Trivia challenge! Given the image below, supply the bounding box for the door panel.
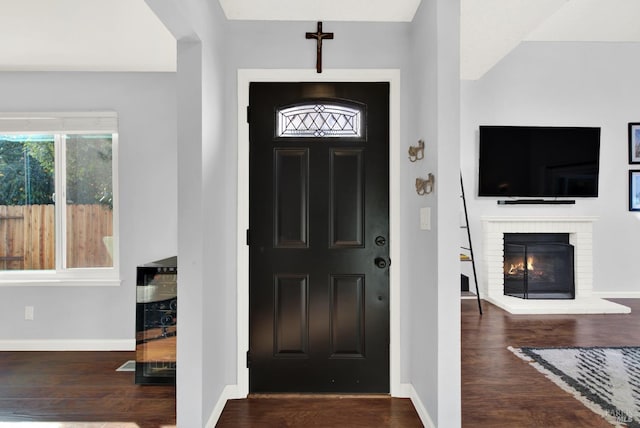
[274,149,309,248]
[274,274,309,356]
[330,149,364,248]
[330,274,365,357]
[249,82,389,393]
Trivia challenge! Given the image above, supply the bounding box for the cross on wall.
[306,21,333,73]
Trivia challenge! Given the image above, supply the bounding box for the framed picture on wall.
[628,123,640,164]
[630,170,640,211]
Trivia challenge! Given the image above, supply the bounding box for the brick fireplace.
[481,217,630,314]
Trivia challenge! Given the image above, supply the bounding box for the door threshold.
[248,393,391,399]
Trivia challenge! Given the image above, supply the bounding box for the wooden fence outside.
[0,204,113,270]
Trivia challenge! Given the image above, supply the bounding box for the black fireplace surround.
[503,233,575,299]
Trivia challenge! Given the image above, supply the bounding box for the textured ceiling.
[0,0,638,79]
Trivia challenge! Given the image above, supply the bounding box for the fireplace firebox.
[503,233,575,299]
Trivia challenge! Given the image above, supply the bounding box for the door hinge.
[246,106,251,124]
[246,350,251,368]
[246,229,250,246]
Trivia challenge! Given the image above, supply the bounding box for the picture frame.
[628,123,640,164]
[630,170,640,211]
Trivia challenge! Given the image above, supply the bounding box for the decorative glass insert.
[278,103,362,138]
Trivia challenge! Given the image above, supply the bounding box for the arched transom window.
[277,103,362,138]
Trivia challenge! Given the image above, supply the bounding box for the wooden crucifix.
[306,21,333,73]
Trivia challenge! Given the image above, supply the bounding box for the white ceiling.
[0,0,175,71]
[1,0,639,79]
[461,0,640,79]
[218,0,422,22]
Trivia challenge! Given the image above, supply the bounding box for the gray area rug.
[509,346,640,428]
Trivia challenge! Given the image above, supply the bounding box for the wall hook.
[416,173,435,196]
[408,139,425,162]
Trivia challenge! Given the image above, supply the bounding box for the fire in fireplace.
[503,233,575,299]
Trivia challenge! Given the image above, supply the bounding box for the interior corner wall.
[405,2,440,424]
[163,1,232,426]
[175,38,206,427]
[406,0,461,426]
[461,42,640,298]
[0,72,177,344]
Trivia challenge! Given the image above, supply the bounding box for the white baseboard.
[406,383,436,428]
[394,382,413,398]
[592,291,640,299]
[206,385,240,428]
[0,339,135,351]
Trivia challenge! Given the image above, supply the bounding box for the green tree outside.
[0,135,54,205]
[0,134,112,208]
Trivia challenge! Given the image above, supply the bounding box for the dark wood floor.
[462,298,640,428]
[0,351,175,428]
[1,298,638,427]
[217,395,423,427]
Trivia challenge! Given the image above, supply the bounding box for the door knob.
[374,257,387,269]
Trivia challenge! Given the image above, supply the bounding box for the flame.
[505,256,536,275]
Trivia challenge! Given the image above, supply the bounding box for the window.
[0,113,118,285]
[277,103,362,138]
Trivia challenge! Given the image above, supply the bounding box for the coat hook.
[408,139,425,162]
[416,173,435,195]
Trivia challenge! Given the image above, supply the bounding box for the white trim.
[0,339,134,351]
[57,134,67,270]
[0,278,121,287]
[406,383,436,428]
[0,123,120,286]
[205,385,239,428]
[236,68,402,399]
[0,111,118,133]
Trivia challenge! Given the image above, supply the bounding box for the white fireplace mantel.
[480,216,630,314]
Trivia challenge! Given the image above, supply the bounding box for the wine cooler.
[135,256,177,385]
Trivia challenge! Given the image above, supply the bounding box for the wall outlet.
[25,306,34,321]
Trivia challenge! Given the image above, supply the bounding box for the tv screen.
[478,126,601,198]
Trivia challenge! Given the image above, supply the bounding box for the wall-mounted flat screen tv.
[478,126,601,198]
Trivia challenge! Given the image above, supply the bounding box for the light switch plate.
[420,207,431,230]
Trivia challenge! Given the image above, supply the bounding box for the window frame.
[275,100,366,140]
[0,112,120,287]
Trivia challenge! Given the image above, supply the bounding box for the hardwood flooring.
[462,298,640,428]
[0,351,175,428]
[217,395,423,427]
[1,298,638,427]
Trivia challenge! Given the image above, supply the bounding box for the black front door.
[249,82,390,393]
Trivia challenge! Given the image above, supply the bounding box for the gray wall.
[462,41,640,297]
[407,0,461,425]
[0,72,177,343]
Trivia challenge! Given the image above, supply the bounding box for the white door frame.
[236,69,402,397]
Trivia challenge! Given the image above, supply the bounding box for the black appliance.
[135,256,177,385]
[478,126,601,198]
